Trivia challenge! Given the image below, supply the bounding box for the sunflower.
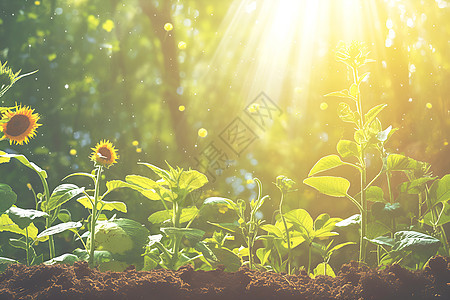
[90,140,119,168]
[0,105,41,145]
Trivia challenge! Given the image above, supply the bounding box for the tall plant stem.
[307,243,312,274]
[38,172,55,259]
[170,201,182,270]
[279,192,292,275]
[88,166,103,268]
[353,66,367,264]
[25,227,30,266]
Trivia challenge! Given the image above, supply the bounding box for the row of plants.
[0,42,449,277]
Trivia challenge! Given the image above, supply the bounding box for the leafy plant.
[303,41,450,266]
[120,162,211,270]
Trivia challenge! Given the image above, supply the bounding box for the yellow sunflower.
[0,105,41,145]
[90,140,119,168]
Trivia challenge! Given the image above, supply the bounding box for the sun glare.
[203,0,386,112]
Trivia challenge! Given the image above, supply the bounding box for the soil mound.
[0,256,448,300]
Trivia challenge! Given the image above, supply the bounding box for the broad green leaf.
[8,206,48,229]
[107,180,143,192]
[124,175,159,190]
[77,197,127,213]
[338,102,358,124]
[386,154,425,172]
[313,215,342,238]
[284,209,313,235]
[44,253,80,265]
[313,262,335,277]
[260,224,283,237]
[303,176,350,198]
[0,184,17,215]
[57,209,72,223]
[399,177,436,195]
[148,206,198,224]
[392,231,440,256]
[73,249,113,264]
[44,184,84,212]
[337,140,360,158]
[365,186,385,203]
[36,221,82,242]
[160,227,205,244]
[313,213,330,231]
[178,169,208,192]
[366,236,395,248]
[140,189,162,200]
[0,214,39,239]
[210,247,241,272]
[364,104,387,126]
[0,153,47,179]
[366,221,391,239]
[335,214,360,228]
[428,174,450,208]
[9,238,28,250]
[308,155,345,177]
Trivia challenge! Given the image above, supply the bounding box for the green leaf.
[376,125,397,142]
[107,180,143,192]
[148,207,198,224]
[399,177,436,195]
[44,253,80,265]
[62,172,96,182]
[354,129,365,144]
[139,162,170,179]
[324,89,354,100]
[45,184,84,212]
[308,155,345,176]
[337,140,360,158]
[0,214,39,239]
[372,202,402,219]
[207,221,238,233]
[313,262,335,277]
[386,154,424,172]
[327,242,356,257]
[124,175,159,190]
[36,221,82,242]
[428,174,450,208]
[77,197,127,213]
[423,201,450,227]
[160,227,205,244]
[366,236,395,248]
[9,238,28,250]
[284,209,313,236]
[303,176,350,198]
[357,72,370,85]
[364,104,387,125]
[209,247,241,272]
[260,224,283,237]
[392,231,440,256]
[0,184,17,215]
[0,153,47,179]
[8,206,48,229]
[73,248,113,264]
[335,214,360,228]
[57,209,72,223]
[365,186,385,203]
[338,102,358,124]
[178,169,208,192]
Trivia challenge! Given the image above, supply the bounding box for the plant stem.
[248,235,254,270]
[279,191,292,275]
[25,227,30,266]
[170,201,182,270]
[37,172,55,259]
[307,242,312,274]
[88,165,102,268]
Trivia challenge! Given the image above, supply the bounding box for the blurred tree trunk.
[139,0,193,159]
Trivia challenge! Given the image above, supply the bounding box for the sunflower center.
[98,147,112,161]
[6,114,30,137]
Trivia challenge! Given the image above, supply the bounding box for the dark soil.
[0,256,449,300]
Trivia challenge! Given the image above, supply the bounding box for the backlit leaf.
[303,176,350,198]
[0,184,16,215]
[308,155,345,177]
